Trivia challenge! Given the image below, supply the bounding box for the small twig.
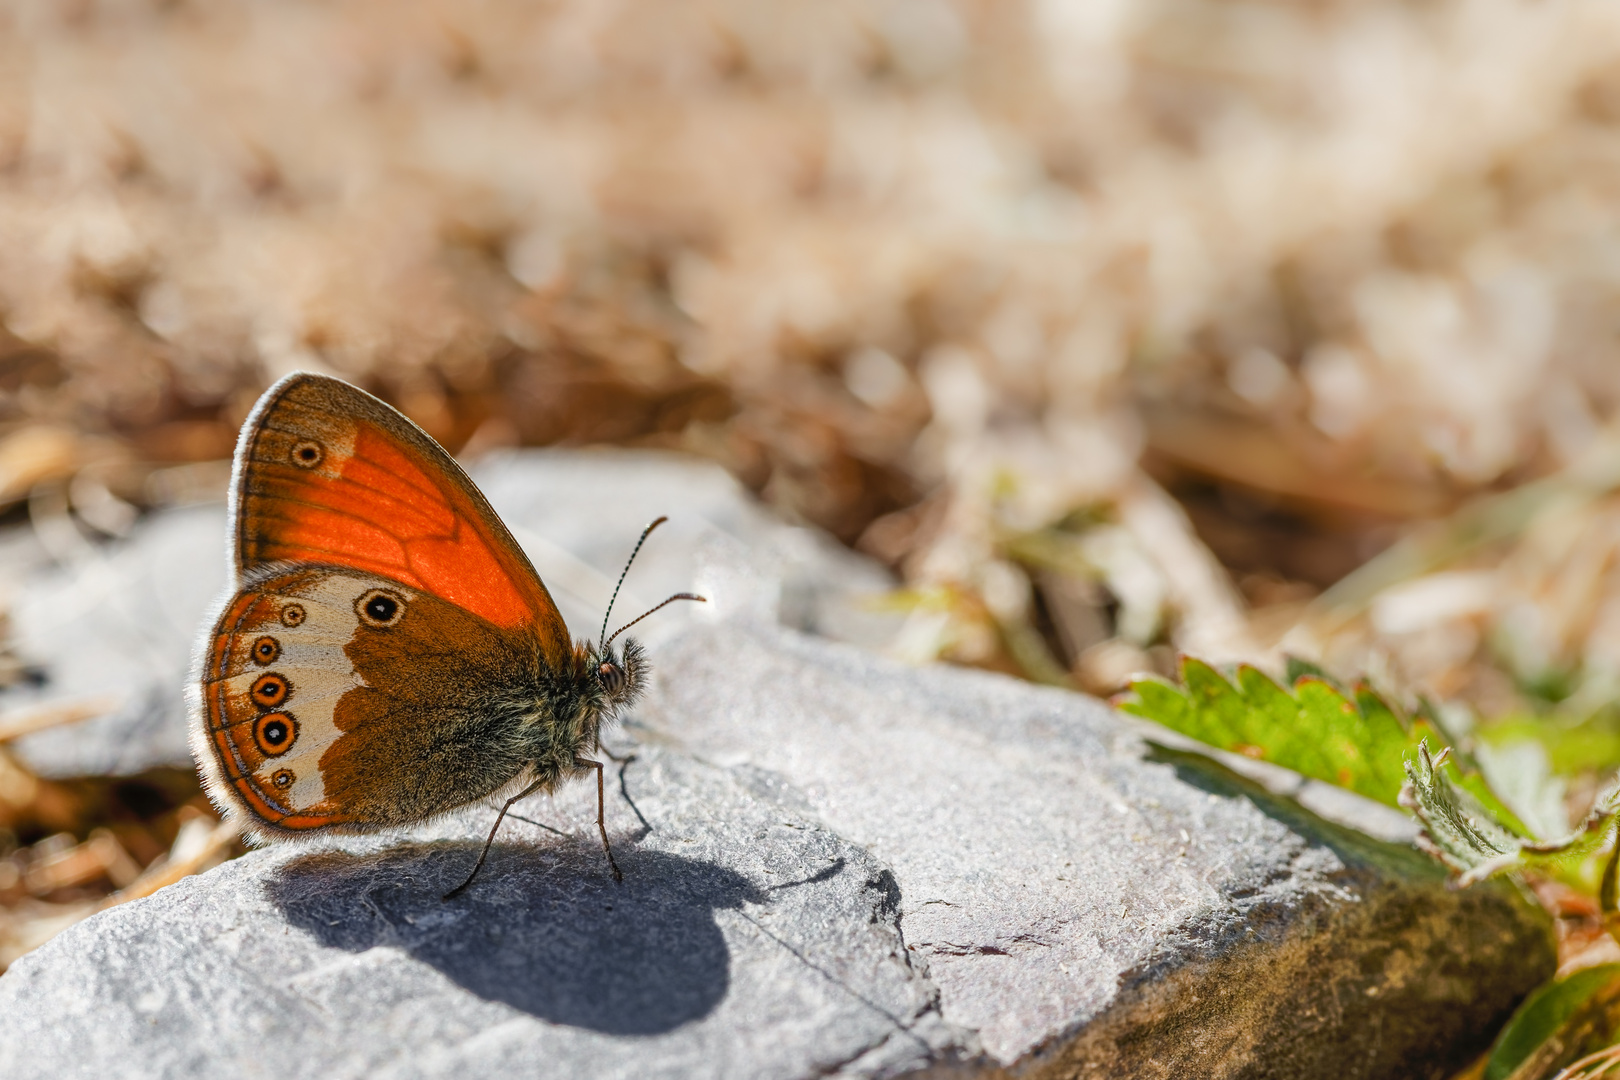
[1557,1044,1620,1080]
[0,694,120,743]
[101,819,239,908]
[22,829,142,894]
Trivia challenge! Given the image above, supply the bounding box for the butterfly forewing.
[233,373,570,664]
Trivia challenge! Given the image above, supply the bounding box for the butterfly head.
[593,637,645,711]
[589,515,705,721]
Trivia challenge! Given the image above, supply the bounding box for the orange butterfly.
[189,373,700,896]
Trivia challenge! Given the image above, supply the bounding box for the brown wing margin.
[229,372,572,664]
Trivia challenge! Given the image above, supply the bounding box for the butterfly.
[189,372,701,897]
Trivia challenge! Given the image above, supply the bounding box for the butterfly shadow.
[266,839,781,1036]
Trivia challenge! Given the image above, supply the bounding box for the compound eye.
[598,661,625,693]
[356,589,405,628]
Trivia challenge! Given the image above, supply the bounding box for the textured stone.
[633,612,1552,1077]
[0,452,1556,1078]
[0,746,961,1079]
[5,503,224,775]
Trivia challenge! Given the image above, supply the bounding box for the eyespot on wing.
[291,440,324,468]
[250,673,290,708]
[355,588,405,628]
[254,712,297,756]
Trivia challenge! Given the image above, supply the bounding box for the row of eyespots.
[244,583,395,774]
[253,631,295,786]
[251,611,297,757]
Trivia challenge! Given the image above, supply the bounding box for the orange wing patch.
[234,373,569,663]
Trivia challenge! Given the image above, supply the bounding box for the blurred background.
[3,0,1620,962]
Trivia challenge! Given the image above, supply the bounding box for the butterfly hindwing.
[199,565,547,835]
[232,372,571,665]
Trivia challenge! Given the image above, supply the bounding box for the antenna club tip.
[603,591,708,647]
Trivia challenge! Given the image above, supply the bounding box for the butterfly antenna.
[605,593,706,648]
[600,516,669,647]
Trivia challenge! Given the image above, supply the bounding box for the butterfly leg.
[443,775,549,901]
[578,756,624,882]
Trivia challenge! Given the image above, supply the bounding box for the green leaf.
[1399,741,1523,879]
[1485,964,1620,1080]
[1283,655,1333,687]
[1484,715,1620,777]
[1119,654,1620,889]
[1118,658,1432,808]
[1403,740,1619,886]
[1354,684,1414,798]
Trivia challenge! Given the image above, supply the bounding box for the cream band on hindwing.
[204,569,415,825]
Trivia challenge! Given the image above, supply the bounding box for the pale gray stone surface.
[0,452,1556,1078]
[630,609,1551,1077]
[5,503,224,774]
[0,746,963,1080]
